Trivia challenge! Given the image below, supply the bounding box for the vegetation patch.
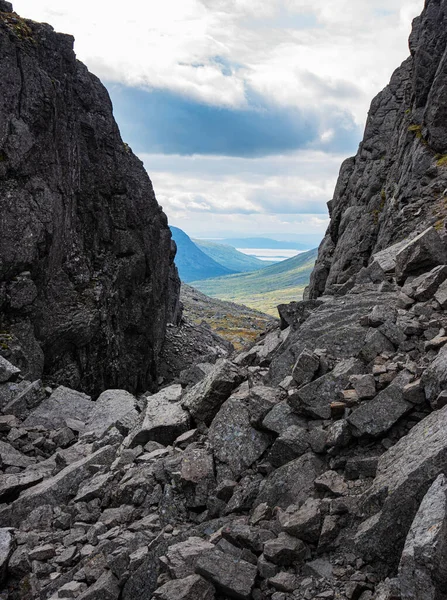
[0,12,33,39]
[436,154,447,167]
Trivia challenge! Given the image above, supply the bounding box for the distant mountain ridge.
[194,239,275,271]
[192,247,317,315]
[170,227,236,282]
[215,237,311,250]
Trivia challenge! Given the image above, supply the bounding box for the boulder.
[290,358,364,419]
[85,389,139,437]
[348,371,413,437]
[76,571,120,600]
[153,575,215,600]
[422,344,447,405]
[163,537,215,579]
[255,453,324,509]
[3,380,46,419]
[355,404,447,566]
[262,400,306,435]
[263,532,309,566]
[402,264,447,301]
[0,471,44,503]
[0,528,14,584]
[182,359,244,424]
[395,228,447,283]
[5,445,115,526]
[209,396,271,479]
[292,349,320,387]
[196,547,257,600]
[435,279,447,309]
[127,384,189,447]
[398,474,447,600]
[267,426,310,468]
[0,357,20,383]
[23,385,93,429]
[0,440,34,469]
[278,498,322,543]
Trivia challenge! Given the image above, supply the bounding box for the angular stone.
[0,528,14,584]
[372,238,413,273]
[269,572,297,592]
[435,279,447,309]
[23,385,93,429]
[347,371,413,437]
[74,472,113,503]
[398,474,447,600]
[153,575,215,600]
[3,380,46,419]
[5,445,115,527]
[267,426,310,468]
[85,389,139,437]
[196,547,257,600]
[76,570,120,600]
[209,396,271,479]
[403,265,447,302]
[292,349,319,387]
[318,515,340,552]
[359,329,395,363]
[127,385,189,447]
[278,498,322,543]
[222,520,275,554]
[0,440,34,468]
[182,359,244,424]
[263,532,309,566]
[423,344,447,404]
[345,456,379,480]
[395,228,447,283]
[349,374,376,399]
[314,470,348,497]
[0,356,20,383]
[255,453,324,509]
[326,419,351,449]
[290,358,364,419]
[0,470,44,503]
[356,404,447,565]
[164,537,214,579]
[29,543,56,560]
[262,401,306,435]
[57,581,88,598]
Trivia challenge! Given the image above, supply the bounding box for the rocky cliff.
[309,0,447,298]
[0,1,180,396]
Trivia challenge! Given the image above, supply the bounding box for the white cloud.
[139,151,341,236]
[14,0,422,123]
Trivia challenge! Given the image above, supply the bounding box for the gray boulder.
[0,357,20,383]
[127,384,189,447]
[76,571,120,600]
[182,359,244,424]
[3,379,46,419]
[422,344,447,405]
[196,547,257,600]
[290,358,364,419]
[163,537,215,579]
[153,575,215,600]
[255,453,324,509]
[263,532,309,566]
[398,474,447,600]
[0,440,34,469]
[348,370,413,437]
[262,400,306,435]
[23,385,93,429]
[209,396,271,478]
[402,264,447,301]
[395,228,447,283]
[292,349,320,387]
[355,404,447,566]
[278,498,322,543]
[435,279,447,309]
[85,389,139,438]
[267,425,310,468]
[0,528,14,584]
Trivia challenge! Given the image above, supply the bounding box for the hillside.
[192,248,317,315]
[181,284,276,350]
[194,239,275,271]
[170,226,236,282]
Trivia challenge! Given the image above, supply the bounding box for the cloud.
[15,0,422,125]
[139,151,342,225]
[107,84,361,157]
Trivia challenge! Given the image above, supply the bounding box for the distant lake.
[236,248,308,262]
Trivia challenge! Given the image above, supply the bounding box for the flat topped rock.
[23,386,93,429]
[84,389,139,438]
[0,356,20,383]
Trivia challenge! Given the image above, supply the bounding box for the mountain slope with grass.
[170,226,236,282]
[194,239,275,271]
[220,237,311,250]
[191,248,317,315]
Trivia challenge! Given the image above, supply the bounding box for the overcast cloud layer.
[14,0,423,240]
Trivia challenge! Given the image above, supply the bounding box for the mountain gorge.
[3,2,447,600]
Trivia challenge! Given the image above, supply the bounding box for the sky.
[14,0,423,244]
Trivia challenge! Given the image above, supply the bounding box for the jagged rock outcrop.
[309,0,447,299]
[0,2,180,395]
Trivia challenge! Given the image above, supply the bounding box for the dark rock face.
[0,5,180,395]
[309,0,447,299]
